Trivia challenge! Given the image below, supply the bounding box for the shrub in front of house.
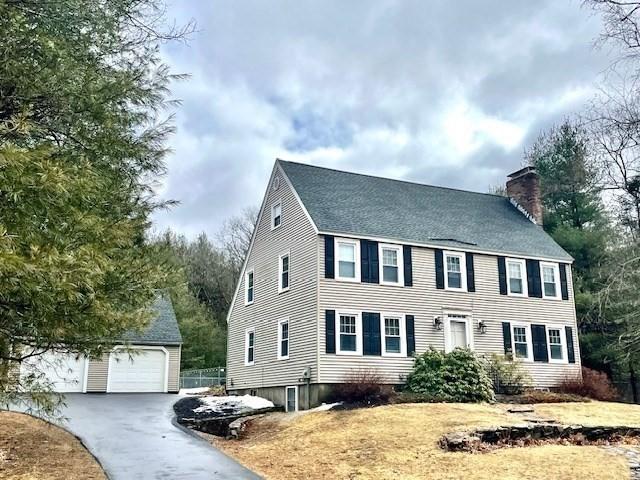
[405,348,494,403]
[331,368,395,405]
[484,353,531,395]
[558,367,619,401]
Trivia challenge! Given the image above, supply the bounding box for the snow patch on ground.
[311,402,341,412]
[193,395,274,414]
[179,387,211,395]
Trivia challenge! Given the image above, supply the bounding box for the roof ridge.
[276,158,506,199]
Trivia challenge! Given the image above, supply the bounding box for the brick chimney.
[506,166,543,225]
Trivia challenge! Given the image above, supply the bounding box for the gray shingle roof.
[122,294,183,345]
[278,160,572,262]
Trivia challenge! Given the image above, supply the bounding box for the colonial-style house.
[226,160,580,411]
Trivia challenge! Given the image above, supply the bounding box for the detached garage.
[22,294,182,394]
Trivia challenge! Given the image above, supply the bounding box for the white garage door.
[108,348,167,393]
[21,350,86,393]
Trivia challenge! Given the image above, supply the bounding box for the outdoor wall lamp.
[477,319,487,334]
[433,316,443,330]
[229,378,234,387]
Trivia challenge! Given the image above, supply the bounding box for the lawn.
[0,411,105,480]
[209,402,634,480]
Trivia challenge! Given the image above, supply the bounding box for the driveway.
[59,394,260,480]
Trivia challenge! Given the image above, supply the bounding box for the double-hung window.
[381,314,405,356]
[278,252,290,293]
[245,328,255,366]
[336,311,361,355]
[271,201,282,230]
[547,326,566,363]
[335,238,360,281]
[511,324,532,361]
[444,251,466,291]
[506,258,527,296]
[277,318,289,360]
[379,244,404,286]
[540,262,560,299]
[245,269,254,305]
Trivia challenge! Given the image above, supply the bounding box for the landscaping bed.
[0,411,105,480]
[174,394,278,437]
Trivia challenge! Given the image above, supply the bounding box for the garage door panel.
[21,351,86,393]
[108,349,166,393]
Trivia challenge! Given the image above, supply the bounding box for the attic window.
[271,201,282,230]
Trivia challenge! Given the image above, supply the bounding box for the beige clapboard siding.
[86,345,181,392]
[226,164,318,390]
[318,236,581,387]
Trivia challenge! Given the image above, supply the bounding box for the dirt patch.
[0,411,105,480]
[207,402,630,480]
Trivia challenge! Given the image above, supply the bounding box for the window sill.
[245,301,254,306]
[381,352,407,357]
[336,350,362,356]
[507,292,527,298]
[334,276,361,283]
[278,287,290,294]
[380,281,404,287]
[444,287,467,292]
[277,356,289,361]
[244,362,255,366]
[541,295,562,301]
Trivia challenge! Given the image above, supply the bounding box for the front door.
[450,320,468,349]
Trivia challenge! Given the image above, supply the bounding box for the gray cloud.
[153,0,611,238]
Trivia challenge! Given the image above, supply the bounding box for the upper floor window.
[511,324,532,361]
[278,252,290,293]
[245,269,254,305]
[444,251,466,291]
[337,311,361,355]
[506,258,527,296]
[271,200,282,230]
[379,244,404,286]
[335,238,360,282]
[245,327,255,366]
[540,262,560,299]
[277,318,289,360]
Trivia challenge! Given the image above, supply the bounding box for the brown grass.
[0,411,105,480]
[210,403,629,480]
[536,401,640,427]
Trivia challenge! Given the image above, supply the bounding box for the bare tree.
[217,206,259,279]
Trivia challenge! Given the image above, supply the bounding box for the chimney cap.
[507,166,537,180]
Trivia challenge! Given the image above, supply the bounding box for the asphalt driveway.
[59,394,260,480]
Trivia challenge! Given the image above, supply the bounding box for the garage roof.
[122,294,183,345]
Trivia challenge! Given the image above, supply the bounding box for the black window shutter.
[526,259,542,298]
[435,249,445,289]
[560,264,569,300]
[403,245,413,287]
[531,324,548,362]
[466,252,475,292]
[566,326,576,363]
[497,256,508,295]
[325,310,335,354]
[361,240,379,284]
[363,312,381,356]
[324,236,334,279]
[502,322,512,355]
[406,315,416,356]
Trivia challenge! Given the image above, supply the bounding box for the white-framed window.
[245,327,255,366]
[379,243,404,286]
[511,323,533,361]
[245,269,254,305]
[277,318,289,360]
[444,251,467,291]
[381,313,406,356]
[278,252,290,293]
[271,200,282,230]
[547,325,567,363]
[336,311,362,355]
[285,385,298,412]
[444,313,473,352]
[506,258,527,296]
[335,238,360,282]
[540,262,560,299]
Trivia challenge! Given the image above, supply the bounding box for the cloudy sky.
[153,0,612,238]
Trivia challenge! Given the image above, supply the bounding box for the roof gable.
[123,293,183,345]
[278,160,572,261]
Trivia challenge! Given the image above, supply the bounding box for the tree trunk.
[630,363,638,404]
